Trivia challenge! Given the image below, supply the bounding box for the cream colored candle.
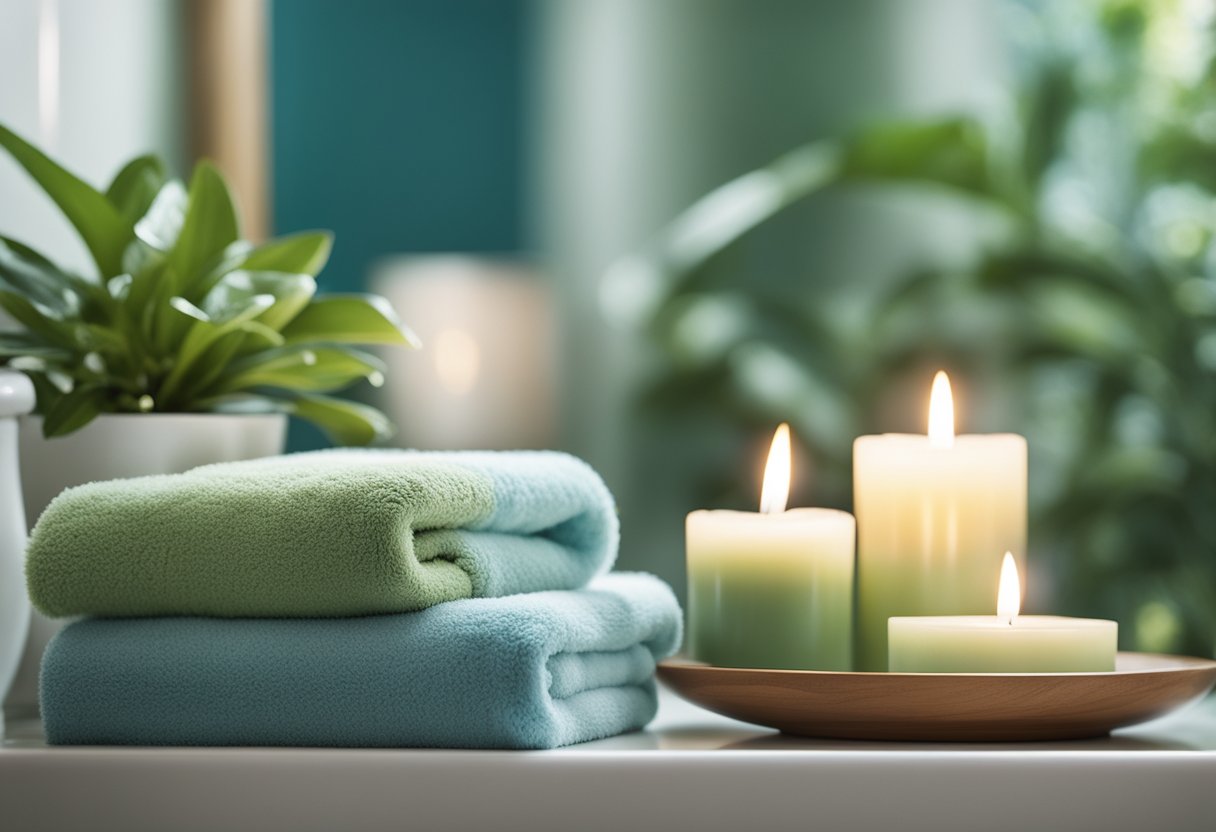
[889,553,1117,672]
[687,425,855,671]
[854,372,1027,670]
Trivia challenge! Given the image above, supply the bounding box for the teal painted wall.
[270,0,531,448]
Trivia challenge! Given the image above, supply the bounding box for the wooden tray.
[658,652,1216,742]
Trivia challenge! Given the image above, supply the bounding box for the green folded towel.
[27,450,617,618]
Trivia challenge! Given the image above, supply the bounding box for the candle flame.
[759,423,792,514]
[997,551,1020,624]
[928,370,955,449]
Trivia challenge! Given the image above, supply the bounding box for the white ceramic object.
[0,371,35,738]
[17,412,288,528]
[6,411,287,715]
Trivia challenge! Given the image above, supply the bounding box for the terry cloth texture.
[40,573,681,749]
[26,450,618,618]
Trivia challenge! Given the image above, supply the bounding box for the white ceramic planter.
[17,412,288,528]
[5,411,287,716]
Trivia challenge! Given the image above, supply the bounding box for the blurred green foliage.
[621,0,1216,656]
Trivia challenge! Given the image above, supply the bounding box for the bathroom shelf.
[2,687,1213,832]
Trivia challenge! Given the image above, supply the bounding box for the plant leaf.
[0,290,76,346]
[156,295,274,406]
[652,142,843,278]
[218,345,385,394]
[74,321,132,355]
[838,118,995,196]
[185,240,254,303]
[119,258,170,354]
[41,384,107,437]
[106,155,168,225]
[240,232,333,276]
[0,238,77,313]
[0,332,70,360]
[204,270,317,333]
[173,329,251,404]
[170,161,239,293]
[283,393,393,445]
[0,236,114,323]
[133,180,188,251]
[0,122,130,277]
[280,294,420,347]
[169,296,211,322]
[1020,61,1077,188]
[237,320,287,348]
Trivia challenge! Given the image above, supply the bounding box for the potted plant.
[0,123,419,521]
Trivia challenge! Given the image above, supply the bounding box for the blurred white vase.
[373,255,556,450]
[5,411,287,716]
[0,371,35,738]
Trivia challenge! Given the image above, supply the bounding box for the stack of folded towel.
[26,451,681,749]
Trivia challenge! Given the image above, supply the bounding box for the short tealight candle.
[888,553,1118,673]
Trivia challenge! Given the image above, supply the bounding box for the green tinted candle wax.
[686,508,855,671]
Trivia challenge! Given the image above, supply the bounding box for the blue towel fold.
[40,573,682,749]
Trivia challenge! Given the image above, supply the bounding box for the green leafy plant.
[617,1,1216,656]
[0,124,419,444]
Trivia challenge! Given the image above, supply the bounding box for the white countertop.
[2,688,1214,832]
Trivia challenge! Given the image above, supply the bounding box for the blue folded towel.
[41,573,681,749]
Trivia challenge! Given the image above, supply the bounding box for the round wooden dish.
[658,652,1216,741]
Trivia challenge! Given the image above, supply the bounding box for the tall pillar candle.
[687,425,855,671]
[853,372,1027,671]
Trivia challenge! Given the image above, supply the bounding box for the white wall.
[0,0,185,275]
[0,0,186,713]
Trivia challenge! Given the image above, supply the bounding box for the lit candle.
[686,424,855,670]
[889,553,1117,672]
[853,372,1028,670]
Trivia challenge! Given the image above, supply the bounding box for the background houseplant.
[616,0,1216,657]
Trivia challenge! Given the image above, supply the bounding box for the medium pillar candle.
[686,425,855,671]
[854,373,1027,670]
[687,507,855,670]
